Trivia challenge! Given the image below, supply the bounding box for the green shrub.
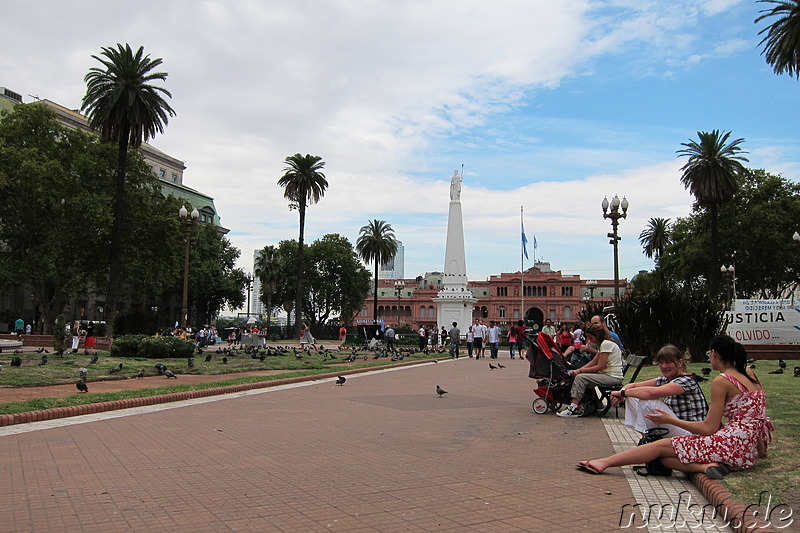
[110,334,194,358]
[110,334,148,358]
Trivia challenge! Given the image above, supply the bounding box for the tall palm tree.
[756,0,800,78]
[81,43,175,336]
[639,217,673,263]
[677,130,748,296]
[254,245,280,327]
[277,153,328,334]
[356,220,398,324]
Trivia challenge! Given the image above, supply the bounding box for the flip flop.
[705,463,731,480]
[576,461,602,475]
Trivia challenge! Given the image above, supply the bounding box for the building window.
[361,308,367,316]
[514,309,520,319]
[499,306,506,318]
[158,169,166,178]
[562,286,574,297]
[497,286,508,297]
[171,173,178,182]
[420,306,427,318]
[429,306,435,317]
[564,306,572,319]
[549,309,556,319]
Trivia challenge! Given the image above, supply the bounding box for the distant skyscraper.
[378,241,404,280]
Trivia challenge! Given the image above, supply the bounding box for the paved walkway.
[0,357,736,532]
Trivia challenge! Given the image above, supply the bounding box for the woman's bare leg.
[582,439,676,472]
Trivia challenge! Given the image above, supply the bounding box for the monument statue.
[449,169,461,201]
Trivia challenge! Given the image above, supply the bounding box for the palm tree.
[756,0,800,78]
[254,245,280,327]
[356,220,398,324]
[677,130,748,296]
[639,218,673,263]
[81,44,175,336]
[277,154,328,334]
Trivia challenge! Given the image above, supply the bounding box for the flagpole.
[520,206,525,323]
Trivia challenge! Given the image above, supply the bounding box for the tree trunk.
[294,201,306,337]
[709,203,720,299]
[373,262,379,324]
[106,133,130,337]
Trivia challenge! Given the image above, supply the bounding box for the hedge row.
[109,335,195,358]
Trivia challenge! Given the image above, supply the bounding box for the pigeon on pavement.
[76,380,89,393]
[436,385,447,397]
[336,376,346,385]
[165,369,177,379]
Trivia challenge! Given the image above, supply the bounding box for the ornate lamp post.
[245,274,253,320]
[179,205,199,329]
[602,195,629,301]
[721,264,736,310]
[394,280,405,326]
[585,279,597,301]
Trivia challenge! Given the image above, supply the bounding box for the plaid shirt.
[656,375,708,422]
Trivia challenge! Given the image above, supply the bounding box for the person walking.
[487,321,501,359]
[448,322,460,359]
[85,321,96,351]
[466,326,474,357]
[508,326,517,359]
[385,325,396,354]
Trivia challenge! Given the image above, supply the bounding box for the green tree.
[0,105,112,333]
[277,154,328,333]
[186,223,247,326]
[307,234,371,325]
[356,220,398,323]
[639,218,672,263]
[756,0,800,78]
[677,130,748,297]
[254,245,280,325]
[81,43,175,336]
[659,169,800,299]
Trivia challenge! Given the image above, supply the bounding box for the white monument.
[432,169,477,334]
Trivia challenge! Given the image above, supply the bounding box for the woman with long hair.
[578,335,773,479]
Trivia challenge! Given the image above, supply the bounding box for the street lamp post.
[179,205,199,329]
[245,274,253,320]
[585,279,597,302]
[394,280,405,326]
[602,195,629,301]
[720,265,736,310]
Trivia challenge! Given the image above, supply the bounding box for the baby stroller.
[526,332,572,414]
[526,332,607,416]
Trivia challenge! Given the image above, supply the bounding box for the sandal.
[705,463,731,480]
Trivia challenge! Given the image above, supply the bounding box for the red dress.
[671,373,774,470]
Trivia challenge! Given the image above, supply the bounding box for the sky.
[3,0,799,285]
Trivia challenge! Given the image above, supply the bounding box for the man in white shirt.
[473,319,485,358]
[487,321,502,359]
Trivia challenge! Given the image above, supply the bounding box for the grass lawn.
[637,359,799,512]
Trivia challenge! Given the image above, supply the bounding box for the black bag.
[633,428,673,477]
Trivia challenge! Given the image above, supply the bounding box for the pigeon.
[78,368,88,380]
[38,355,48,366]
[794,366,800,377]
[89,354,99,364]
[700,367,711,376]
[10,357,22,367]
[154,363,167,375]
[109,363,123,374]
[691,372,708,383]
[204,354,213,363]
[222,357,228,364]
[497,363,506,369]
[136,369,145,379]
[75,379,89,393]
[489,363,497,370]
[436,385,447,397]
[336,376,346,385]
[768,368,783,374]
[188,358,195,368]
[165,369,177,379]
[778,359,786,370]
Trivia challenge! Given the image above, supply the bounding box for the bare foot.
[577,460,605,474]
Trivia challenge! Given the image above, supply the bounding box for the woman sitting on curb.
[556,323,624,417]
[612,344,708,438]
[578,335,773,479]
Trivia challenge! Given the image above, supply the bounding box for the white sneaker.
[557,405,580,418]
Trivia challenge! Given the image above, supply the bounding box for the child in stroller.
[526,331,610,416]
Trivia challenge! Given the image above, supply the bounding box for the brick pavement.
[0,357,740,532]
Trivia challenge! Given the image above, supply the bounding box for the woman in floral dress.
[577,335,773,479]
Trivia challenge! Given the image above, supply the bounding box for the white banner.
[724,307,800,344]
[733,299,793,312]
